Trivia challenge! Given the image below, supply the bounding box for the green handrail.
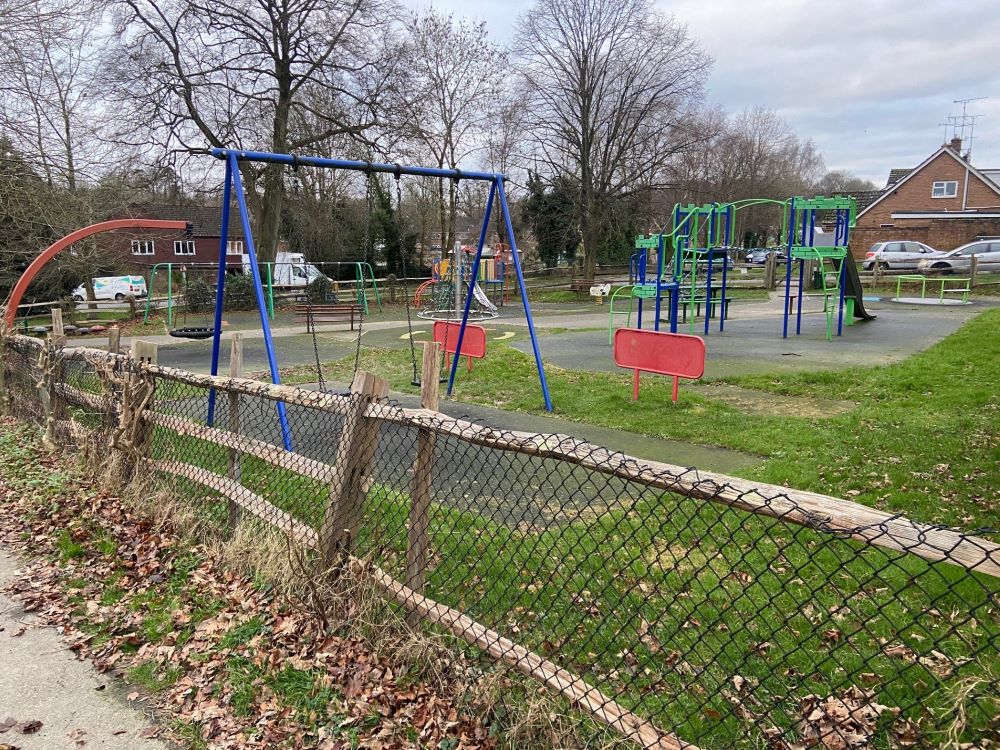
[143,262,174,327]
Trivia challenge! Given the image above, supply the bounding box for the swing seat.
[169,327,216,339]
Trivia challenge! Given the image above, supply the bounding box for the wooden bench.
[569,278,591,298]
[679,293,732,322]
[292,304,362,332]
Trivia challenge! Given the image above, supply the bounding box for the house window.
[131,240,155,256]
[174,240,196,256]
[226,240,244,255]
[931,181,958,198]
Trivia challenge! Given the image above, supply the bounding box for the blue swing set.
[201,148,553,451]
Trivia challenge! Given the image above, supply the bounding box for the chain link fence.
[1,332,998,750]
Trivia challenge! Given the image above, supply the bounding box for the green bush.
[305,276,336,304]
[185,278,215,314]
[224,273,257,312]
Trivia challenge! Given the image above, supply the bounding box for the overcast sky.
[402,0,1000,185]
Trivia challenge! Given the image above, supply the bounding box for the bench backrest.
[292,304,360,312]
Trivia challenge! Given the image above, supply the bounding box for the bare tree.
[400,10,507,253]
[107,0,398,261]
[0,0,106,191]
[813,169,877,195]
[516,0,709,277]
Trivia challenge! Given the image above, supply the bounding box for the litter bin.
[812,268,823,290]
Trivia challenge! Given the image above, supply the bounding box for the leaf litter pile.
[0,420,497,749]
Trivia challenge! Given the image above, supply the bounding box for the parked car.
[72,275,148,302]
[747,248,786,264]
[917,240,1000,274]
[862,241,944,271]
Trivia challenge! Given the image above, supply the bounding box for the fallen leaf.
[15,721,41,735]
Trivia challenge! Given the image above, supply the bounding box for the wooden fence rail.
[20,337,1000,581]
[5,334,1000,750]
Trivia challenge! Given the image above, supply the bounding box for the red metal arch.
[3,219,189,328]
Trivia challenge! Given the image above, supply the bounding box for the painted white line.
[493,331,515,341]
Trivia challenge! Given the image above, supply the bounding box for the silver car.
[863,241,943,271]
[917,240,1000,274]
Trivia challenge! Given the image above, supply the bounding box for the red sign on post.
[613,328,705,401]
[434,321,487,372]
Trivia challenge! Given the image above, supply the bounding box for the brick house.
[104,204,247,272]
[848,138,1000,258]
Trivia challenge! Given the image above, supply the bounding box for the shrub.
[305,276,336,304]
[224,273,257,312]
[185,278,215,314]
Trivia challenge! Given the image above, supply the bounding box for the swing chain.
[395,169,420,386]
[307,305,326,392]
[353,170,372,376]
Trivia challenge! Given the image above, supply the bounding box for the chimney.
[948,136,963,154]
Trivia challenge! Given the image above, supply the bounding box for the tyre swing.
[169,267,216,339]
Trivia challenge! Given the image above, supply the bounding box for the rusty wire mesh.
[2,335,998,750]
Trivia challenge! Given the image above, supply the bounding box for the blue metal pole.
[837,209,847,337]
[210,147,499,183]
[782,199,795,338]
[705,206,715,336]
[227,153,293,450]
[447,182,495,397]
[497,178,553,412]
[669,279,679,333]
[207,161,232,428]
[653,234,664,332]
[636,245,646,330]
[719,252,729,333]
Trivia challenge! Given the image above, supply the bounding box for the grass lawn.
[132,309,1000,748]
[286,308,999,530]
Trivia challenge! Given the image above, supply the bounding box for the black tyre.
[878,261,890,271]
[931,262,952,275]
[114,292,125,301]
[71,294,84,302]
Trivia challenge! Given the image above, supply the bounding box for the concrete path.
[0,551,168,750]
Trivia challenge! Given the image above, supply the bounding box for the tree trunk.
[580,206,598,280]
[438,177,448,257]
[255,162,285,263]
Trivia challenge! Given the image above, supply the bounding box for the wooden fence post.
[320,370,389,566]
[50,308,66,348]
[37,341,57,447]
[764,252,777,291]
[406,343,441,615]
[108,326,121,355]
[970,255,979,288]
[227,334,243,529]
[124,340,158,462]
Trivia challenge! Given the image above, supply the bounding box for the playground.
[2,149,999,750]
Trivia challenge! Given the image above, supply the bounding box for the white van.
[245,251,325,288]
[72,275,148,302]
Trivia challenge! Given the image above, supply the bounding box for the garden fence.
[1,331,998,750]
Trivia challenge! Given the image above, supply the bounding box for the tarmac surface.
[0,550,168,750]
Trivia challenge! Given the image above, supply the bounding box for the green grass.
[55,529,86,560]
[128,661,182,693]
[297,309,1000,530]
[20,306,997,748]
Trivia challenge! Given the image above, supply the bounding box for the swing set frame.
[203,147,553,450]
